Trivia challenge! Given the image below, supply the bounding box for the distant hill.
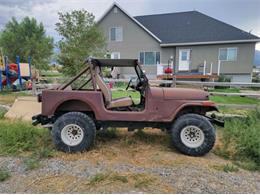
[254,50,260,68]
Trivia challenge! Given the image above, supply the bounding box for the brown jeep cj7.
[33,58,224,156]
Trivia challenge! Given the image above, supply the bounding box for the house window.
[219,48,237,61]
[139,51,160,65]
[110,27,123,42]
[181,51,188,61]
[113,7,118,13]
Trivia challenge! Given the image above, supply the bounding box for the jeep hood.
[162,87,209,100]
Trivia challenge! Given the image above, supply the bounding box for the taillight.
[37,94,42,102]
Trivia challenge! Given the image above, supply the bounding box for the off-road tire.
[52,112,96,153]
[171,114,215,156]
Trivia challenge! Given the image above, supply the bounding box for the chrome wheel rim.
[61,124,84,146]
[180,125,205,148]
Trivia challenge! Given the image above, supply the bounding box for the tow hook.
[32,114,41,126]
[32,114,50,126]
[207,114,225,127]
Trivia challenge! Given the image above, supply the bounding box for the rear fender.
[50,98,97,117]
[55,99,92,112]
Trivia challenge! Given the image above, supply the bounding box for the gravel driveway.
[0,129,259,193]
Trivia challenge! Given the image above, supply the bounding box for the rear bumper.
[32,114,50,126]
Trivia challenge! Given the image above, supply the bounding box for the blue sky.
[0,0,260,49]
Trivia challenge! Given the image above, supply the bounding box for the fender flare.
[52,98,98,116]
[171,101,218,120]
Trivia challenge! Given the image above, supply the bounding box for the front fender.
[172,101,219,120]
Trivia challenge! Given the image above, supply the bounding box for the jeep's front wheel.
[171,114,215,156]
[52,112,96,153]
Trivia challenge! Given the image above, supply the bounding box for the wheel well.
[175,105,217,119]
[55,100,95,118]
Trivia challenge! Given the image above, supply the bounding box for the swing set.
[0,49,32,91]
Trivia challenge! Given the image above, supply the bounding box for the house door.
[111,52,121,78]
[111,52,120,59]
[178,49,190,71]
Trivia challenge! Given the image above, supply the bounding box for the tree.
[56,10,106,76]
[0,17,54,70]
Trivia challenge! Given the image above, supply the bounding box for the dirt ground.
[0,128,260,193]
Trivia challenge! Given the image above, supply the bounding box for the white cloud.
[256,43,260,50]
[0,0,259,43]
[0,0,114,40]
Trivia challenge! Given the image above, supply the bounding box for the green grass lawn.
[217,106,251,115]
[0,91,32,105]
[0,91,30,96]
[112,89,260,105]
[208,87,240,93]
[41,70,62,77]
[112,90,141,104]
[210,95,260,105]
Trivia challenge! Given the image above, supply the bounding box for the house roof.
[134,11,260,46]
[98,3,260,46]
[97,2,161,42]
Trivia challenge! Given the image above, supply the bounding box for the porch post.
[203,60,206,75]
[210,62,213,75]
[217,60,221,76]
[171,56,176,87]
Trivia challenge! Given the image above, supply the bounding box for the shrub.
[111,174,128,183]
[133,173,154,188]
[34,147,55,159]
[102,67,112,78]
[89,173,110,184]
[114,81,127,89]
[222,163,239,172]
[213,163,239,173]
[215,108,260,170]
[23,158,40,171]
[89,172,128,185]
[218,74,231,82]
[0,168,10,182]
[0,109,6,119]
[216,74,231,89]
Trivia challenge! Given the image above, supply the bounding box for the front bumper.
[206,115,225,127]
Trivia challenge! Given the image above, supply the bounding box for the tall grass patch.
[0,119,54,156]
[215,108,260,170]
[0,168,10,182]
[0,109,6,119]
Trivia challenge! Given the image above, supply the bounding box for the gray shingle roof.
[134,11,259,44]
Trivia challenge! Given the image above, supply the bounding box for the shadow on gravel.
[96,128,173,151]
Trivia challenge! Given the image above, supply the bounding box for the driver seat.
[95,67,133,109]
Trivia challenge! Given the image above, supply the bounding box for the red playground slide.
[1,63,19,86]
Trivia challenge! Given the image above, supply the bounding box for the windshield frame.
[134,64,149,88]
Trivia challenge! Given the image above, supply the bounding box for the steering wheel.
[126,78,133,90]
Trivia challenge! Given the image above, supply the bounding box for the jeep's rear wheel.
[52,112,96,153]
[171,114,215,156]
